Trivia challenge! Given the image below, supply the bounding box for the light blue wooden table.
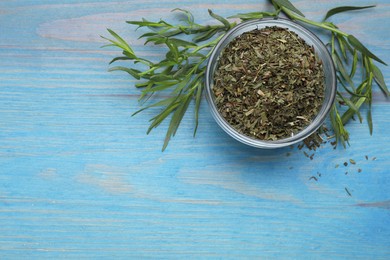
[1,0,389,258]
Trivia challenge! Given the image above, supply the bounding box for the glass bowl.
[205,18,337,149]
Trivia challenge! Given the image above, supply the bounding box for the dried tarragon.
[213,27,325,140]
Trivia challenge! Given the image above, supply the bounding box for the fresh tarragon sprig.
[102,0,388,151]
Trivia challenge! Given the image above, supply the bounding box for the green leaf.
[330,105,349,147]
[105,29,134,55]
[347,35,387,65]
[228,11,278,20]
[162,94,192,151]
[171,77,192,95]
[171,8,194,25]
[168,38,197,47]
[143,81,179,93]
[171,95,191,137]
[349,49,358,78]
[355,79,368,94]
[132,96,178,116]
[366,71,374,105]
[333,52,353,86]
[329,107,339,141]
[336,35,348,60]
[338,34,354,54]
[135,81,149,88]
[108,56,132,64]
[139,32,158,39]
[145,35,166,45]
[208,9,231,29]
[192,28,218,42]
[341,96,366,125]
[324,5,375,21]
[337,92,363,123]
[337,76,365,98]
[228,12,264,21]
[108,66,141,80]
[165,40,180,61]
[150,74,174,82]
[155,60,177,68]
[273,0,305,17]
[162,65,174,76]
[160,29,183,38]
[371,63,389,96]
[127,19,170,28]
[228,12,262,20]
[187,52,207,59]
[193,81,203,136]
[123,51,138,59]
[173,63,196,79]
[147,100,181,134]
[367,108,373,135]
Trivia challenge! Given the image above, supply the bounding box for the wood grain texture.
[0,0,389,258]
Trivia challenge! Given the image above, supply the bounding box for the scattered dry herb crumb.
[349,159,356,165]
[321,125,331,137]
[309,176,318,181]
[344,162,348,167]
[372,157,377,161]
[365,155,368,160]
[303,132,324,151]
[310,154,314,160]
[317,172,321,177]
[358,168,362,173]
[303,151,309,158]
[345,187,352,196]
[335,164,339,168]
[286,152,291,157]
[289,166,294,170]
[345,171,348,175]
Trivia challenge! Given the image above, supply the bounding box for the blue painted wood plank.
[0,0,389,258]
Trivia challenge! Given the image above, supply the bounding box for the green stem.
[280,6,349,37]
[186,24,229,34]
[191,34,225,53]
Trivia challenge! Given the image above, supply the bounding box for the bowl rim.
[205,17,337,149]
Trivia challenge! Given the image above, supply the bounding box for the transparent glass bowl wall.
[205,18,337,149]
